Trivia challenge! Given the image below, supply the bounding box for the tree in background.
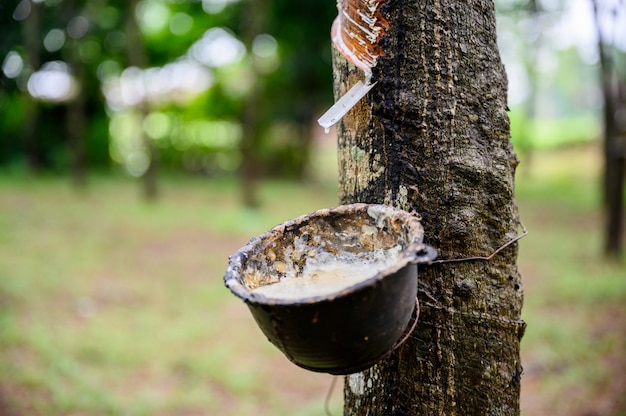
[495,0,545,175]
[19,0,43,173]
[124,0,158,199]
[0,0,336,196]
[592,0,625,258]
[2,0,118,176]
[332,0,524,413]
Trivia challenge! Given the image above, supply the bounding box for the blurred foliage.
[495,0,605,155]
[0,0,615,180]
[0,0,336,178]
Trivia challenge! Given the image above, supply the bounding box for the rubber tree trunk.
[592,0,625,258]
[66,40,88,191]
[334,1,525,414]
[239,0,267,209]
[516,0,540,177]
[126,0,158,200]
[21,0,42,172]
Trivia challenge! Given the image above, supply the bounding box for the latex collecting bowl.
[224,203,436,375]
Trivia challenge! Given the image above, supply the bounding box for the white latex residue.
[251,246,402,301]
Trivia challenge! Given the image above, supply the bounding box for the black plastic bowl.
[223,203,436,375]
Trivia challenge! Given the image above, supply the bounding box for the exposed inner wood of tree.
[332,0,389,73]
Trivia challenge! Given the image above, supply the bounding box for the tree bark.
[239,0,267,209]
[592,0,625,258]
[125,0,158,200]
[66,75,87,190]
[21,0,42,172]
[334,1,525,414]
[516,0,540,177]
[66,36,87,190]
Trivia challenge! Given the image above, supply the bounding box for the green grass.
[0,175,342,415]
[0,145,625,415]
[515,147,626,415]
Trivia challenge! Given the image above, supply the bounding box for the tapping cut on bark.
[332,0,389,75]
[318,0,389,131]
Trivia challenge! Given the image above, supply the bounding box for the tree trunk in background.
[592,0,624,258]
[517,0,540,177]
[21,0,42,172]
[334,1,525,414]
[239,0,267,208]
[66,77,87,190]
[66,37,87,190]
[63,0,103,191]
[126,0,158,200]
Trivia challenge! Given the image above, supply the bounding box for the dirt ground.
[519,308,626,416]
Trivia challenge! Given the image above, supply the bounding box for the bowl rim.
[223,203,437,306]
